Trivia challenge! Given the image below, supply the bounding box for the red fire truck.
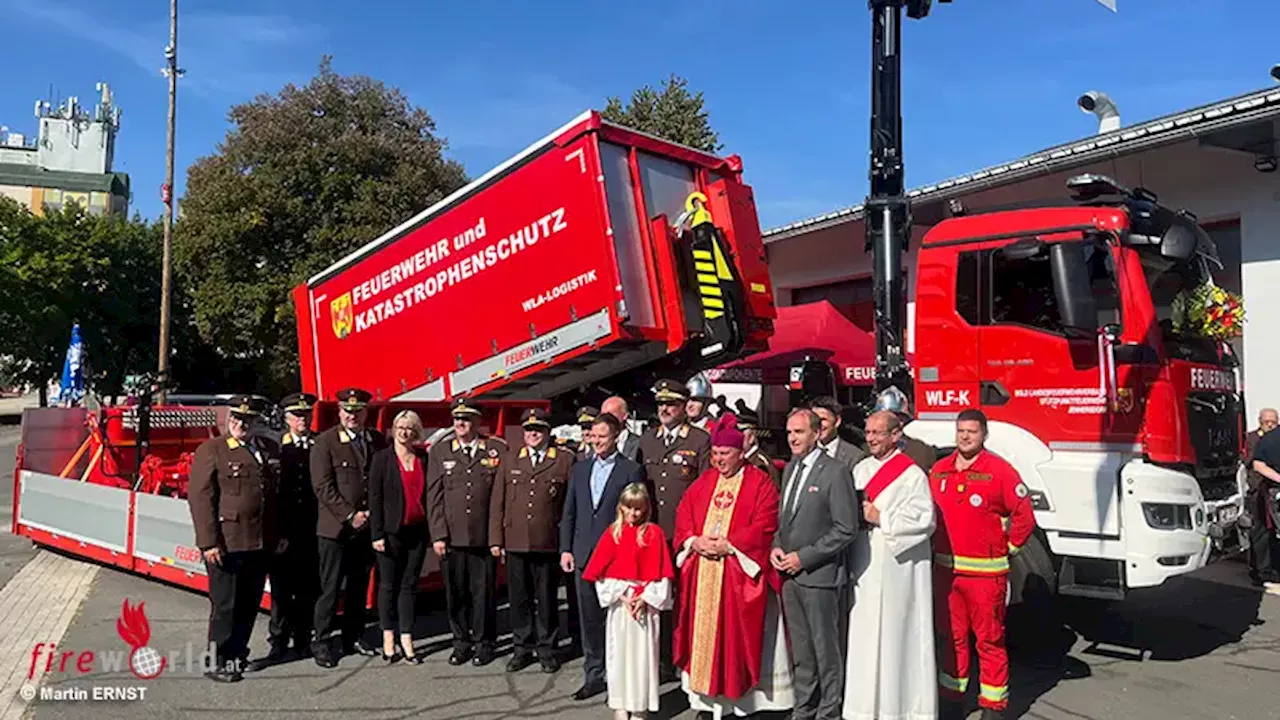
[9,112,777,608]
[292,110,776,417]
[901,174,1246,602]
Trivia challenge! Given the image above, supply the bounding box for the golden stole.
[689,469,745,695]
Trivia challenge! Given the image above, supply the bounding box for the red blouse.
[398,454,426,526]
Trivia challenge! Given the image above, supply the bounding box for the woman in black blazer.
[369,410,431,663]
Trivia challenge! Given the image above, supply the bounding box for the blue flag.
[56,323,84,407]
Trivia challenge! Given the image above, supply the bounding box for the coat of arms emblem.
[330,292,354,339]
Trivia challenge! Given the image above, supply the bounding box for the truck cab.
[905,173,1244,600]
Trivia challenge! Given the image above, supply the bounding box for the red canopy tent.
[712,300,880,386]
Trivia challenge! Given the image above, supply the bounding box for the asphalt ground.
[0,419,1275,719]
[0,428,42,590]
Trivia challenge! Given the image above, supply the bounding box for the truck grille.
[1185,391,1241,479]
[1200,476,1238,502]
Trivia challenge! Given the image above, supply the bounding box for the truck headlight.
[1142,502,1193,530]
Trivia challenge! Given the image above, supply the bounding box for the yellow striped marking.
[694,237,738,320]
[934,552,1010,574]
[980,683,1009,702]
[939,672,968,692]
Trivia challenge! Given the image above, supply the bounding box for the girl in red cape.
[582,482,675,720]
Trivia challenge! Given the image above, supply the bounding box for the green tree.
[175,56,469,397]
[0,199,178,403]
[602,74,722,153]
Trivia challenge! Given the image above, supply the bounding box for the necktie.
[785,461,805,517]
[245,440,262,465]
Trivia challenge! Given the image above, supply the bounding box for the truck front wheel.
[1009,530,1057,607]
[1006,531,1068,660]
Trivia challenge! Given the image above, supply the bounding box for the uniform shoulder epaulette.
[678,425,689,439]
[547,446,558,459]
[519,446,529,458]
[226,436,242,450]
[281,432,293,445]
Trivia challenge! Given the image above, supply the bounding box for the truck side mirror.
[1049,242,1099,335]
[1159,218,1197,262]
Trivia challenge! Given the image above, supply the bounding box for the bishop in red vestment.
[673,414,795,717]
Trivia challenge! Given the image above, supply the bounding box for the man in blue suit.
[559,413,648,701]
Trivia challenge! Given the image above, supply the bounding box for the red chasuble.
[582,522,675,587]
[672,464,780,700]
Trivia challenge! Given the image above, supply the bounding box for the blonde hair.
[391,409,424,443]
[611,482,653,546]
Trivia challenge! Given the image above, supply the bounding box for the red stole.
[864,451,914,503]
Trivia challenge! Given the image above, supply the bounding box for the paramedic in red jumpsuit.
[929,409,1035,720]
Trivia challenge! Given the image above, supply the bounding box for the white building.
[757,83,1280,419]
[0,83,128,217]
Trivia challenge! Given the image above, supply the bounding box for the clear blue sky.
[1,0,1276,232]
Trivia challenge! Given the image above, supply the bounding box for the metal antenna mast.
[157,0,183,404]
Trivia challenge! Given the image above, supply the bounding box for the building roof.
[0,163,129,197]
[762,84,1280,242]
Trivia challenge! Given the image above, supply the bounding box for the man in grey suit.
[601,396,641,461]
[810,396,867,471]
[772,407,860,720]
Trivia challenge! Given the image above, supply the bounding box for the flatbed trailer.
[12,398,544,610]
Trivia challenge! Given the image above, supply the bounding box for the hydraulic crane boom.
[865,0,934,401]
[865,0,948,403]
[863,0,1113,404]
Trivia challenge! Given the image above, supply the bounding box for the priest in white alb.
[843,408,937,720]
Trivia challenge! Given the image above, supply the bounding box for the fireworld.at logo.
[29,599,217,681]
[117,600,165,679]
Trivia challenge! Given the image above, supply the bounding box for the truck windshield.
[1137,248,1232,365]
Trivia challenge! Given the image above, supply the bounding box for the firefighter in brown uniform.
[736,406,782,489]
[489,407,572,674]
[636,378,711,681]
[428,397,505,667]
[249,393,320,671]
[188,395,282,683]
[310,387,386,667]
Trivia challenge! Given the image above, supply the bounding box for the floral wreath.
[1171,279,1245,340]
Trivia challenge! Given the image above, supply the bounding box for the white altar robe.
[596,578,673,713]
[843,450,938,720]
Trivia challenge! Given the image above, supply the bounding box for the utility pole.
[156,0,182,405]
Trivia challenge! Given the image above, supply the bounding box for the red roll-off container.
[293,111,776,410]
